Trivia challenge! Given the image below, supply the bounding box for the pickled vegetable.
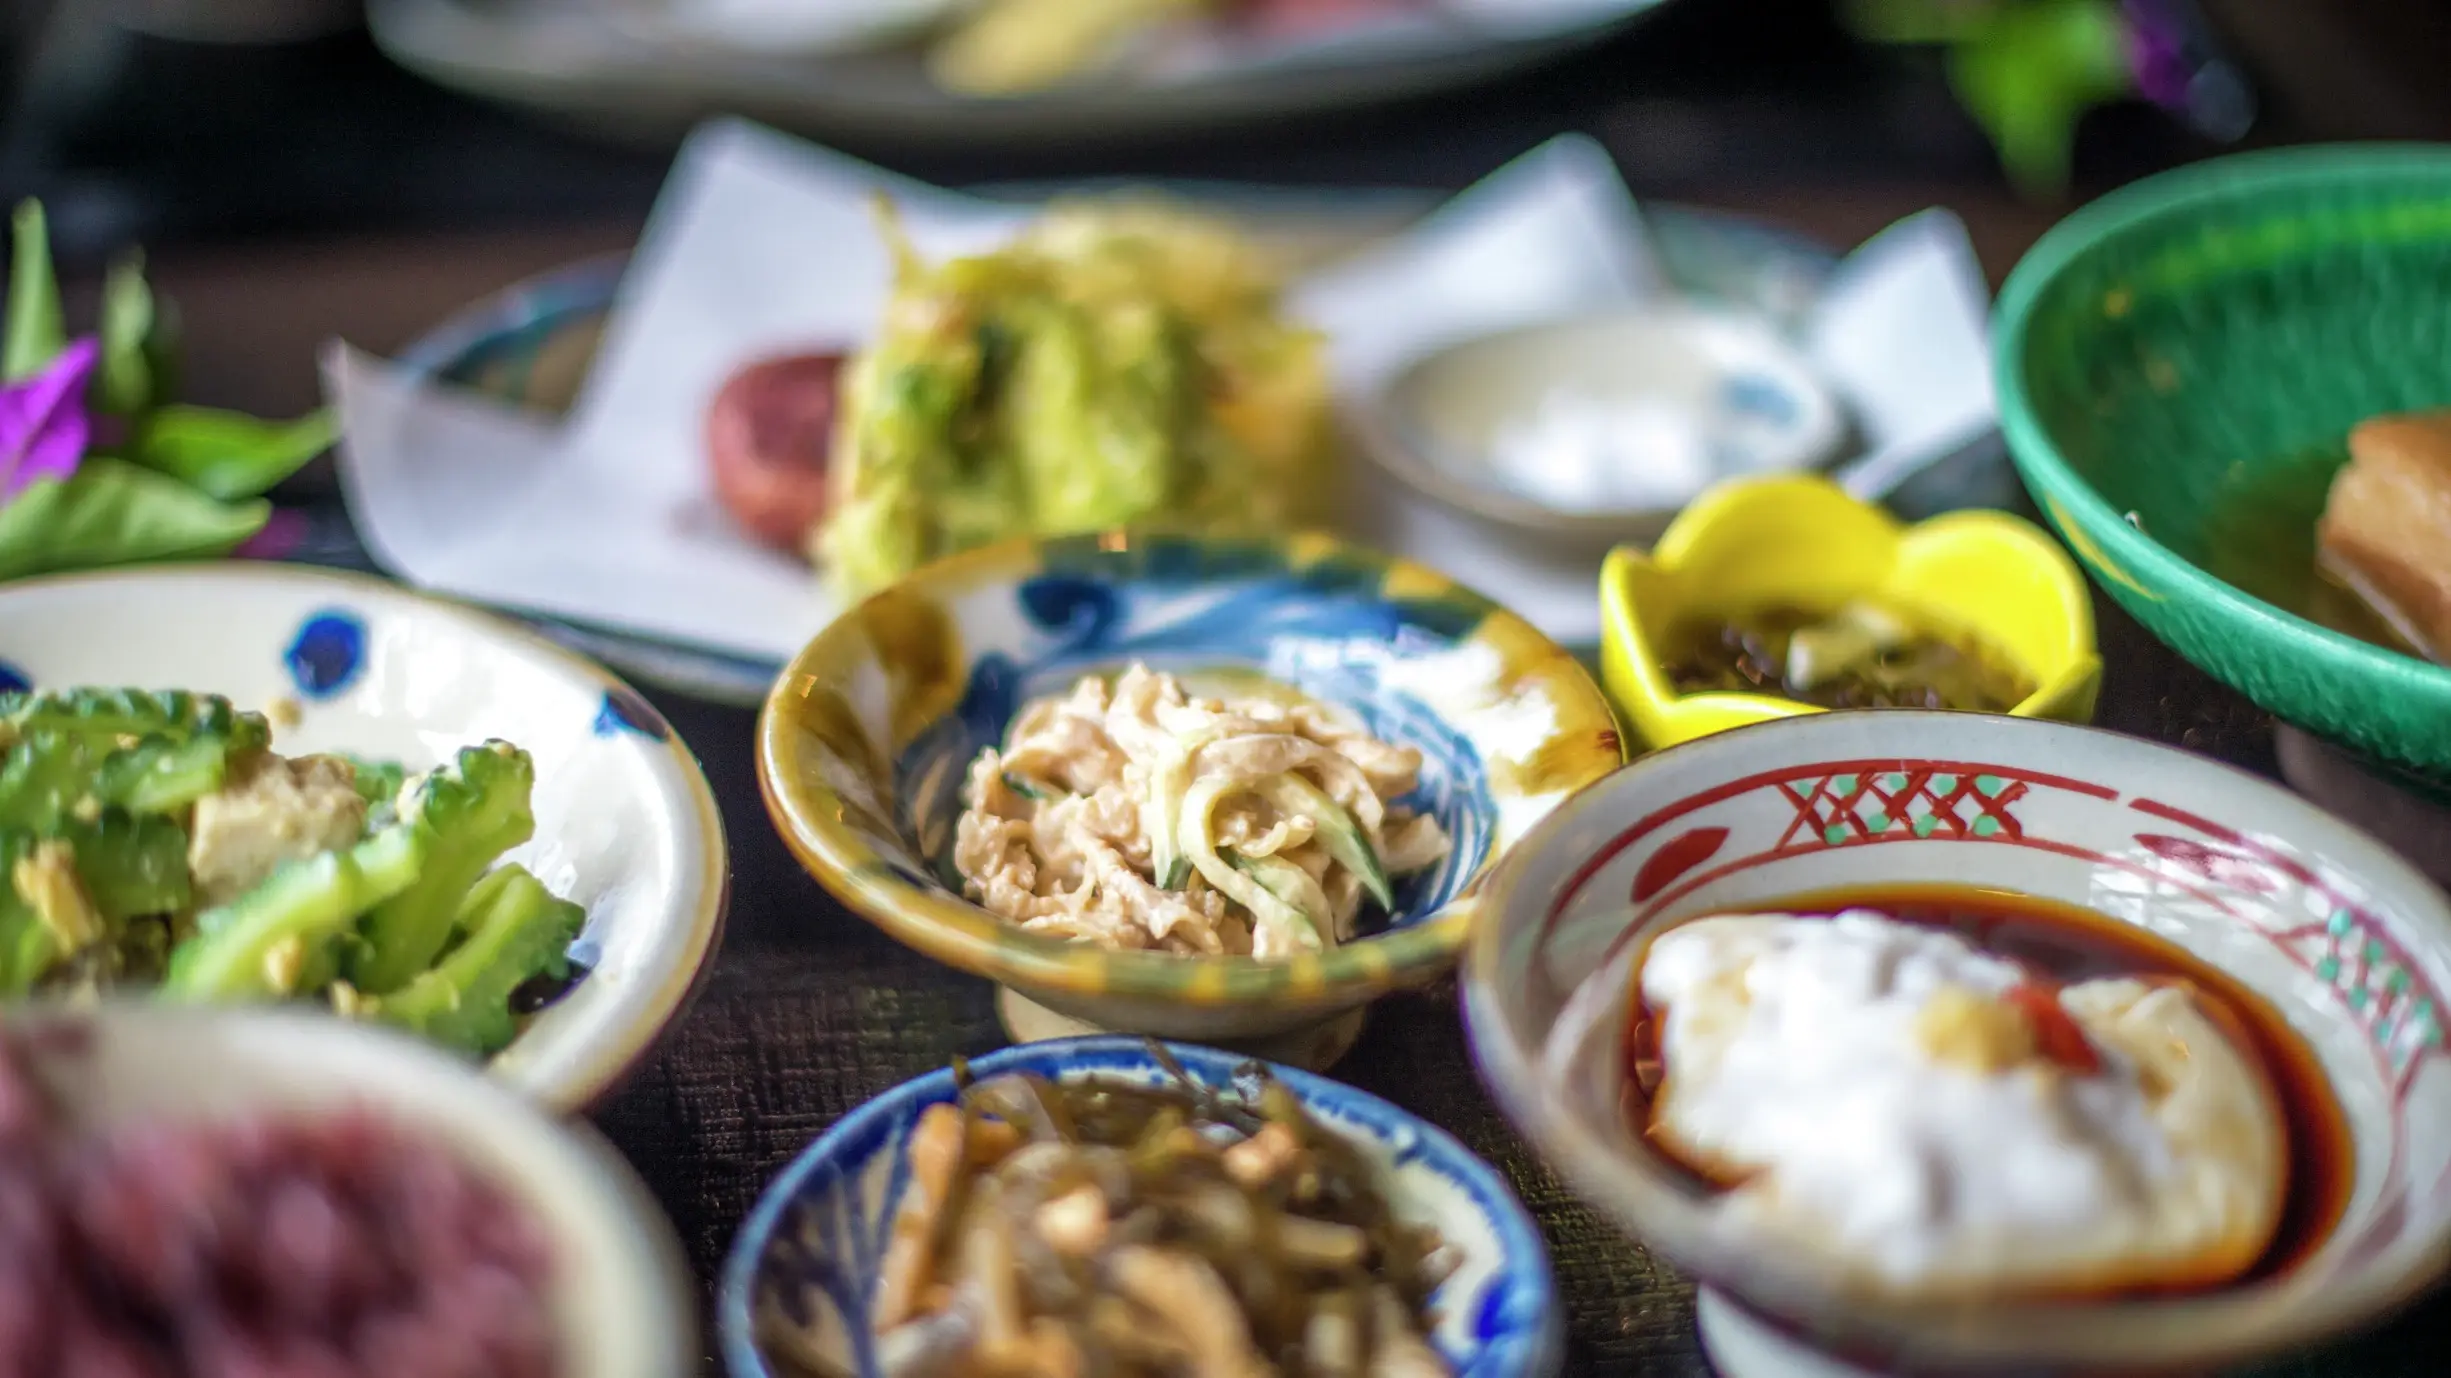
[1664,601,2032,712]
[756,1046,1455,1378]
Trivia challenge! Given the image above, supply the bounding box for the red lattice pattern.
[1773,768,2030,849]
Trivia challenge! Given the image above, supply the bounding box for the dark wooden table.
[137,189,2442,1375]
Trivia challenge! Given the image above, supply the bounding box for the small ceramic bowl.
[1356,306,1847,548]
[718,1035,1563,1378]
[757,530,1622,1066]
[0,564,729,1112]
[7,1002,698,1376]
[1462,710,2451,1376]
[1598,473,2101,752]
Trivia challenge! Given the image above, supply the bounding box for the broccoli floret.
[345,742,535,995]
[159,823,425,1001]
[357,864,581,1057]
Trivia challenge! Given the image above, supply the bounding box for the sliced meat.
[2318,409,2451,662]
[706,352,844,551]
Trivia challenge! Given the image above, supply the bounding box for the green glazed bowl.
[1996,144,2451,776]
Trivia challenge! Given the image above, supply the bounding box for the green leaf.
[1948,0,2133,198]
[0,456,267,581]
[94,250,157,417]
[143,292,182,414]
[130,405,335,501]
[4,201,64,383]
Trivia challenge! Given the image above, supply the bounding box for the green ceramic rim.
[1994,144,2451,746]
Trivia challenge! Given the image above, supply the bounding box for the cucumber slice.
[1144,733,1209,892]
[1256,772,1392,911]
[1226,852,1328,954]
[1001,771,1062,803]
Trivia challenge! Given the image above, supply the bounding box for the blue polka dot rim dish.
[756,530,1623,1052]
[0,563,729,1112]
[718,1035,1565,1378]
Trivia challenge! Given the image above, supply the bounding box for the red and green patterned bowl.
[1995,145,2451,778]
[1465,710,2451,1375]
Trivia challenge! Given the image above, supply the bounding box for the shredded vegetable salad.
[953,665,1447,958]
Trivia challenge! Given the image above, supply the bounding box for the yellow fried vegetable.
[819,201,1334,600]
[930,0,1208,97]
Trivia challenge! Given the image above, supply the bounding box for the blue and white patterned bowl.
[0,563,729,1112]
[718,1036,1564,1378]
[757,531,1622,1053]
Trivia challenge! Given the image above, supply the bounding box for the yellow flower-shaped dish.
[1599,474,2101,751]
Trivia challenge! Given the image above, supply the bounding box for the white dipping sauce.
[1639,911,2288,1299]
[1487,391,1717,510]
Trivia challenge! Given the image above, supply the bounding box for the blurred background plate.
[365,0,1678,148]
[7,1003,701,1378]
[390,187,1861,705]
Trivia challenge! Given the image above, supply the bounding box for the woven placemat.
[567,584,2442,1376]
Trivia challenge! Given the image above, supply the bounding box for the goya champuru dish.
[954,665,1448,959]
[0,687,582,1056]
[1624,889,2346,1302]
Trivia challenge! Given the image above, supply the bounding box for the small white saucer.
[1356,305,1847,547]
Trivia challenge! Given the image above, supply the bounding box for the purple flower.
[0,338,96,501]
[234,508,307,561]
[2122,0,2190,108]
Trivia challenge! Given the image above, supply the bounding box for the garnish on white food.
[952,665,1449,958]
[1637,911,2288,1300]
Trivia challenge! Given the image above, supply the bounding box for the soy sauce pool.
[1622,885,2355,1288]
[2201,449,2419,658]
